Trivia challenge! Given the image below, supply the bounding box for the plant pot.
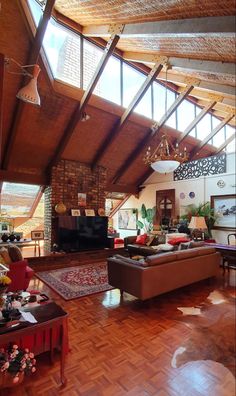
[0,371,24,389]
[1,234,9,242]
[8,234,16,242]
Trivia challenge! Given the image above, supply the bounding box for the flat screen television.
[57,216,108,252]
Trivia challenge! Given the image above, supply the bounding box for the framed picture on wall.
[71,209,81,216]
[118,209,137,230]
[211,194,236,230]
[31,231,44,240]
[85,209,95,216]
[78,193,87,207]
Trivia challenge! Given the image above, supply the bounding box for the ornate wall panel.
[174,154,226,181]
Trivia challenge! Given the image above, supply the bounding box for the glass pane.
[213,128,225,147]
[83,40,103,91]
[212,115,221,129]
[225,125,236,152]
[177,100,195,132]
[226,139,235,152]
[134,86,152,118]
[27,0,42,26]
[98,56,121,105]
[153,82,167,121]
[123,63,145,108]
[43,19,81,86]
[196,113,211,140]
[165,90,177,129]
[0,183,40,217]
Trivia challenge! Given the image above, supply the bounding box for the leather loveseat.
[107,247,220,300]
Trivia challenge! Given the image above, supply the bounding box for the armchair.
[7,260,34,292]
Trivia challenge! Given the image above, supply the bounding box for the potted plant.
[137,204,156,234]
[180,202,218,238]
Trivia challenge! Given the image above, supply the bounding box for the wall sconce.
[5,58,41,106]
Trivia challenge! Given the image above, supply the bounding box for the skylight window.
[0,183,40,217]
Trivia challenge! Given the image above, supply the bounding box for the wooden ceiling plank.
[0,170,48,185]
[83,16,235,37]
[92,61,164,167]
[177,100,217,144]
[0,54,4,167]
[1,0,56,170]
[191,114,235,159]
[215,134,236,154]
[106,184,138,194]
[47,33,121,171]
[111,83,195,184]
[124,51,235,76]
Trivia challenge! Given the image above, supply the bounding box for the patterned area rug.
[36,263,113,300]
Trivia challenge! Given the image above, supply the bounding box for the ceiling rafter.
[92,60,165,168]
[123,52,235,76]
[83,16,235,38]
[111,82,196,184]
[190,114,235,159]
[177,100,218,144]
[215,134,236,154]
[1,0,56,170]
[106,183,138,194]
[0,170,48,185]
[46,31,122,171]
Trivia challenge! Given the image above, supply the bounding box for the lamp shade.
[188,216,207,229]
[16,65,41,106]
[151,160,180,173]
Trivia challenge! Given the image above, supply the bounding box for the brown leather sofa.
[124,234,166,257]
[107,247,220,300]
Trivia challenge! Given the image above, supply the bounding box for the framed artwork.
[85,209,95,216]
[71,209,81,216]
[78,193,86,207]
[118,209,137,230]
[211,194,236,230]
[31,231,44,240]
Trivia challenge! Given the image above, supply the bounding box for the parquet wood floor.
[2,266,236,396]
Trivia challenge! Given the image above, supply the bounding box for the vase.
[55,202,67,214]
[1,234,9,242]
[0,371,24,389]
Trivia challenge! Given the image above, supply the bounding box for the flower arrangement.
[0,344,36,384]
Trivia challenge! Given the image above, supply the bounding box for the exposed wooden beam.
[123,51,235,76]
[83,16,235,37]
[47,33,121,171]
[190,114,235,159]
[215,134,236,154]
[112,82,195,184]
[92,61,164,167]
[178,84,235,101]
[29,188,43,218]
[109,194,132,218]
[1,0,56,170]
[177,100,217,144]
[0,170,48,185]
[0,54,4,166]
[106,184,138,194]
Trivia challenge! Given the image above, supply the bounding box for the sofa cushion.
[0,247,12,264]
[113,254,148,267]
[175,249,199,260]
[136,234,147,245]
[8,244,23,262]
[196,247,216,256]
[179,242,191,250]
[189,241,205,248]
[168,237,190,246]
[145,252,177,266]
[151,243,174,252]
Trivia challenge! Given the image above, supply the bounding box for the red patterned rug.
[36,263,113,300]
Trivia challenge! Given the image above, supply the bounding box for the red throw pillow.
[135,234,147,245]
[168,237,190,246]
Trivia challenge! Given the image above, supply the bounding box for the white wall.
[113,152,236,243]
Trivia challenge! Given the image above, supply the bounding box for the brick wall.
[44,159,107,251]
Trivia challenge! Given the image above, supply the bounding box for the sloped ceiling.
[0,0,235,193]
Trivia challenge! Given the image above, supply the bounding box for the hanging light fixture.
[5,58,41,106]
[143,65,188,173]
[144,134,188,173]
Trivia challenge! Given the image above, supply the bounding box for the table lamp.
[188,216,207,241]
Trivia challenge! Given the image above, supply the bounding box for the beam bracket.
[108,24,125,36]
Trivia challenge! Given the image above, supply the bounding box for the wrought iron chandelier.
[143,134,188,173]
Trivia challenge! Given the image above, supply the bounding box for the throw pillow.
[8,244,23,262]
[152,243,174,251]
[0,247,12,264]
[146,236,155,246]
[168,237,190,246]
[179,242,191,250]
[135,234,147,245]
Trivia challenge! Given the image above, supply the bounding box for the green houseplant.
[137,204,156,234]
[180,202,218,238]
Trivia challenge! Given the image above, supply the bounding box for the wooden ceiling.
[0,0,235,193]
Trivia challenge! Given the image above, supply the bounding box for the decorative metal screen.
[174,153,226,180]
